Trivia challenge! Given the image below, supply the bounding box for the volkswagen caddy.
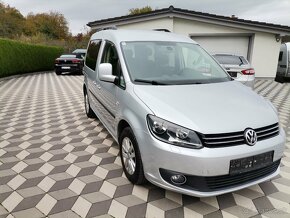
[83,29,285,197]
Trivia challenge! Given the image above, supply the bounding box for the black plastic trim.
[199,123,279,148]
[159,159,280,192]
[89,90,115,118]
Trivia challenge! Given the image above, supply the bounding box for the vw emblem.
[244,128,257,146]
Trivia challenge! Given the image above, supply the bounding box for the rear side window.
[85,40,101,71]
[278,52,283,61]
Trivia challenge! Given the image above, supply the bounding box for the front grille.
[199,123,279,148]
[159,159,280,192]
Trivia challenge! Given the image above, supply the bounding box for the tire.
[84,90,96,118]
[55,71,61,75]
[275,75,285,83]
[119,127,147,184]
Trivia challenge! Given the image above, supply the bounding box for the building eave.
[87,6,290,35]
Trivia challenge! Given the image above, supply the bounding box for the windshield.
[213,55,248,65]
[121,41,230,85]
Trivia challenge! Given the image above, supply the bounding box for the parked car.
[72,49,87,59]
[276,42,290,82]
[83,29,285,197]
[55,54,84,75]
[212,54,255,89]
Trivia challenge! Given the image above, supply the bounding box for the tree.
[25,12,69,40]
[0,2,25,38]
[129,6,152,15]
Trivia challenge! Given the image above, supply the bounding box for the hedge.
[0,38,64,78]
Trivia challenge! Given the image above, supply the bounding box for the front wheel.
[119,127,146,184]
[84,91,96,118]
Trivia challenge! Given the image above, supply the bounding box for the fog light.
[170,174,187,185]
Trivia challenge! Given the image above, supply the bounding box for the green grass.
[0,38,64,78]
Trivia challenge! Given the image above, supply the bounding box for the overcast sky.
[3,0,290,35]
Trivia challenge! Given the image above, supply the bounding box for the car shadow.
[56,72,83,76]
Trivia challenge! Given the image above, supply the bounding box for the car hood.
[133,81,278,134]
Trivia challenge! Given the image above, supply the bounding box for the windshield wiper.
[134,79,168,85]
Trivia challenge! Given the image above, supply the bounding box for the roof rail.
[153,29,171,32]
[96,25,117,32]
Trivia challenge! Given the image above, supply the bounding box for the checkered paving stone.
[0,72,290,218]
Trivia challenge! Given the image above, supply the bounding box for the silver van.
[83,29,285,197]
[276,42,290,81]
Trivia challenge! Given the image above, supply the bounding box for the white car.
[83,29,285,197]
[213,54,255,89]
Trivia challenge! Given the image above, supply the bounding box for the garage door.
[192,36,250,58]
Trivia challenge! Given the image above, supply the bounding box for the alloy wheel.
[122,137,136,175]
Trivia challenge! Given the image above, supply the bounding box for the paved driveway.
[0,72,290,218]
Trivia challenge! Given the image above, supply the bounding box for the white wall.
[173,18,250,35]
[251,33,281,78]
[117,18,174,32]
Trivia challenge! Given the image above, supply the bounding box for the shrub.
[0,38,63,78]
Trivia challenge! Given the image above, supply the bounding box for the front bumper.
[135,128,285,197]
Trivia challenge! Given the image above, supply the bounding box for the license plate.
[230,151,274,175]
[62,66,71,69]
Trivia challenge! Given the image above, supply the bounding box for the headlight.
[147,115,203,149]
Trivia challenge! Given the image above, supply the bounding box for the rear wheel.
[120,127,146,184]
[275,75,285,83]
[84,90,96,118]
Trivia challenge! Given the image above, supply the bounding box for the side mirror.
[98,63,116,83]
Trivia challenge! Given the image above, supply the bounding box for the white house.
[87,6,290,78]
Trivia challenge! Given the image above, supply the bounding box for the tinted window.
[213,55,247,65]
[101,41,125,88]
[85,40,101,71]
[278,52,283,61]
[60,55,76,58]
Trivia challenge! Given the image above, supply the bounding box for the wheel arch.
[83,84,87,94]
[117,119,130,143]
